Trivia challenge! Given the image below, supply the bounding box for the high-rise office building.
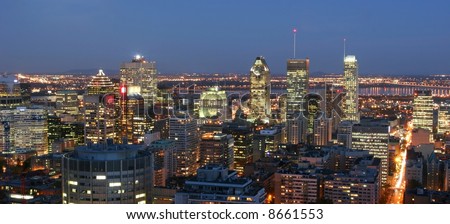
[286,59,309,113]
[120,55,157,110]
[149,139,177,187]
[86,69,115,95]
[248,56,271,122]
[343,55,359,123]
[0,107,48,156]
[285,59,309,145]
[438,103,450,135]
[169,115,198,176]
[312,117,332,146]
[55,90,79,118]
[119,93,149,144]
[412,90,434,135]
[175,165,266,204]
[223,119,253,176]
[325,83,343,133]
[62,142,153,204]
[337,120,354,148]
[199,86,227,123]
[352,118,390,185]
[253,127,283,159]
[84,70,116,145]
[304,93,322,144]
[199,133,234,169]
[0,75,27,109]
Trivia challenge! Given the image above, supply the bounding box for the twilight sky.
[0,0,449,75]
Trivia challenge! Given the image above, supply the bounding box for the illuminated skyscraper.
[0,75,27,109]
[120,55,157,110]
[55,90,79,118]
[286,59,309,113]
[169,115,198,176]
[84,70,116,145]
[86,69,115,95]
[199,133,234,169]
[286,59,309,145]
[248,56,271,122]
[199,86,227,123]
[352,118,389,186]
[149,139,177,187]
[0,107,48,156]
[412,90,434,135]
[222,121,253,176]
[312,117,332,146]
[437,103,450,135]
[343,55,359,123]
[119,92,149,144]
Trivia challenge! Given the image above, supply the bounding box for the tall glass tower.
[84,70,116,145]
[286,59,309,113]
[249,56,271,122]
[343,55,359,123]
[413,90,434,140]
[120,55,157,109]
[286,59,309,144]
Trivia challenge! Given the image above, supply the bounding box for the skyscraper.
[312,117,332,146]
[199,133,234,169]
[223,119,253,176]
[120,55,158,110]
[286,59,309,145]
[438,103,450,135]
[343,55,359,123]
[352,118,390,186]
[412,90,434,135]
[199,86,227,123]
[84,70,116,145]
[169,115,198,176]
[149,139,177,187]
[248,56,271,122]
[0,107,48,156]
[286,59,309,113]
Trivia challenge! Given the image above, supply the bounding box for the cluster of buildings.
[0,50,449,204]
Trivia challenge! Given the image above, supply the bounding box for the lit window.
[96,175,106,180]
[68,181,78,186]
[136,193,146,199]
[109,182,121,187]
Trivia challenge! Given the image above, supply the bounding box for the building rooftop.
[65,142,147,161]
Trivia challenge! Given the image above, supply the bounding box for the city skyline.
[1,1,450,75]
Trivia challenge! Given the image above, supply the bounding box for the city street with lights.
[388,122,412,204]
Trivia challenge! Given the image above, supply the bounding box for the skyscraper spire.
[344,38,346,59]
[293,28,297,59]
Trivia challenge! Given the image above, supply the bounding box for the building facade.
[175,165,266,204]
[343,55,359,123]
[62,142,153,204]
[412,90,434,136]
[199,133,234,169]
[248,56,271,122]
[169,115,198,176]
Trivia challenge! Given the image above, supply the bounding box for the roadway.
[387,121,412,204]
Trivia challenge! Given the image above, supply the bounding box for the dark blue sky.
[1,0,449,75]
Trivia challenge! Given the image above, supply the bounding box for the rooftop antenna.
[293,28,297,59]
[343,38,347,59]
